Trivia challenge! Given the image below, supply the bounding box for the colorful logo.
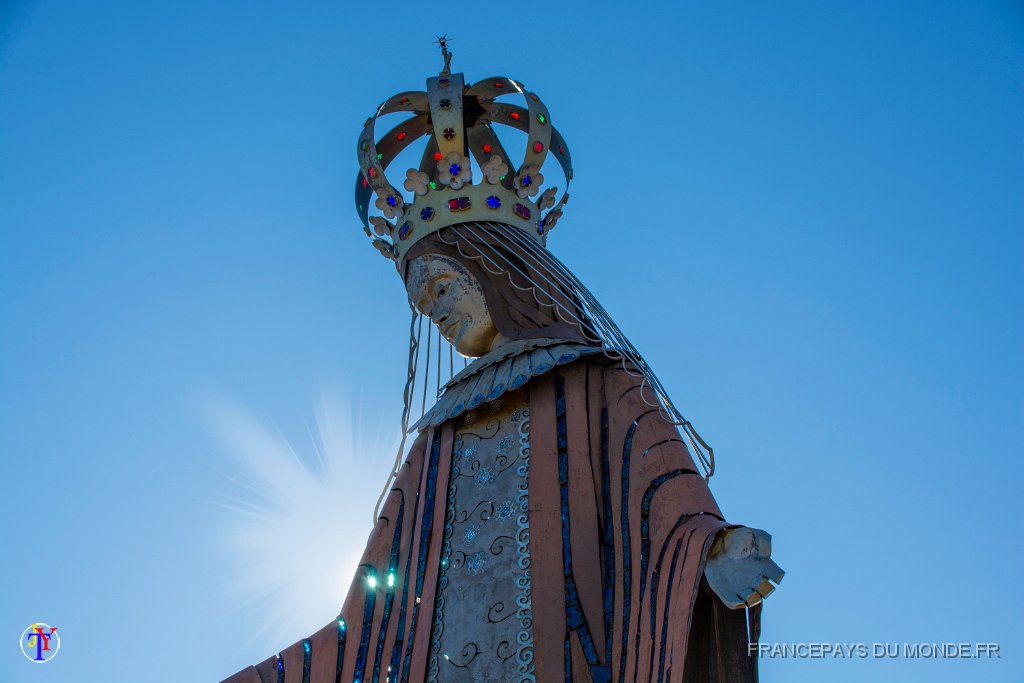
[20,623,60,663]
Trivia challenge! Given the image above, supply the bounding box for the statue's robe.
[222,341,759,683]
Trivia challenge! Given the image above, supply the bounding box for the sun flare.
[205,391,397,650]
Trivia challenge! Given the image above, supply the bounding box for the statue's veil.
[374,221,715,520]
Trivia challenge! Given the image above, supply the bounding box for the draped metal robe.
[221,355,759,683]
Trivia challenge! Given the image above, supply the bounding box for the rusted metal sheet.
[306,621,337,683]
[525,372,568,681]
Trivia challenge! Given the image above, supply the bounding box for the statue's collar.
[410,337,602,432]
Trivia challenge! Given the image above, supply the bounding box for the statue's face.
[405,254,499,357]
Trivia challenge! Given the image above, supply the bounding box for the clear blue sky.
[1,1,1021,682]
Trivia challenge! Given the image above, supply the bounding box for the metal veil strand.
[372,300,464,522]
[373,221,716,522]
[437,221,716,479]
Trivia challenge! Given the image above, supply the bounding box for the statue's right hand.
[703,526,784,609]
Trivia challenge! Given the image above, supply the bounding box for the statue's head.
[404,253,501,357]
[403,223,589,357]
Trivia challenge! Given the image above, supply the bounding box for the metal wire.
[439,221,714,477]
[375,218,716,524]
[421,313,431,416]
[488,221,714,477]
[373,305,423,522]
[444,223,603,342]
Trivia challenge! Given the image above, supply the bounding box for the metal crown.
[355,66,573,268]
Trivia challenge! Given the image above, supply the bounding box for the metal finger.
[744,590,764,608]
[755,579,776,600]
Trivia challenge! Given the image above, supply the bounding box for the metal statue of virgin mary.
[222,47,784,683]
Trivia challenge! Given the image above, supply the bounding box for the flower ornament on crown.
[354,45,573,270]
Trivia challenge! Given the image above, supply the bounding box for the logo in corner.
[20,623,60,663]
